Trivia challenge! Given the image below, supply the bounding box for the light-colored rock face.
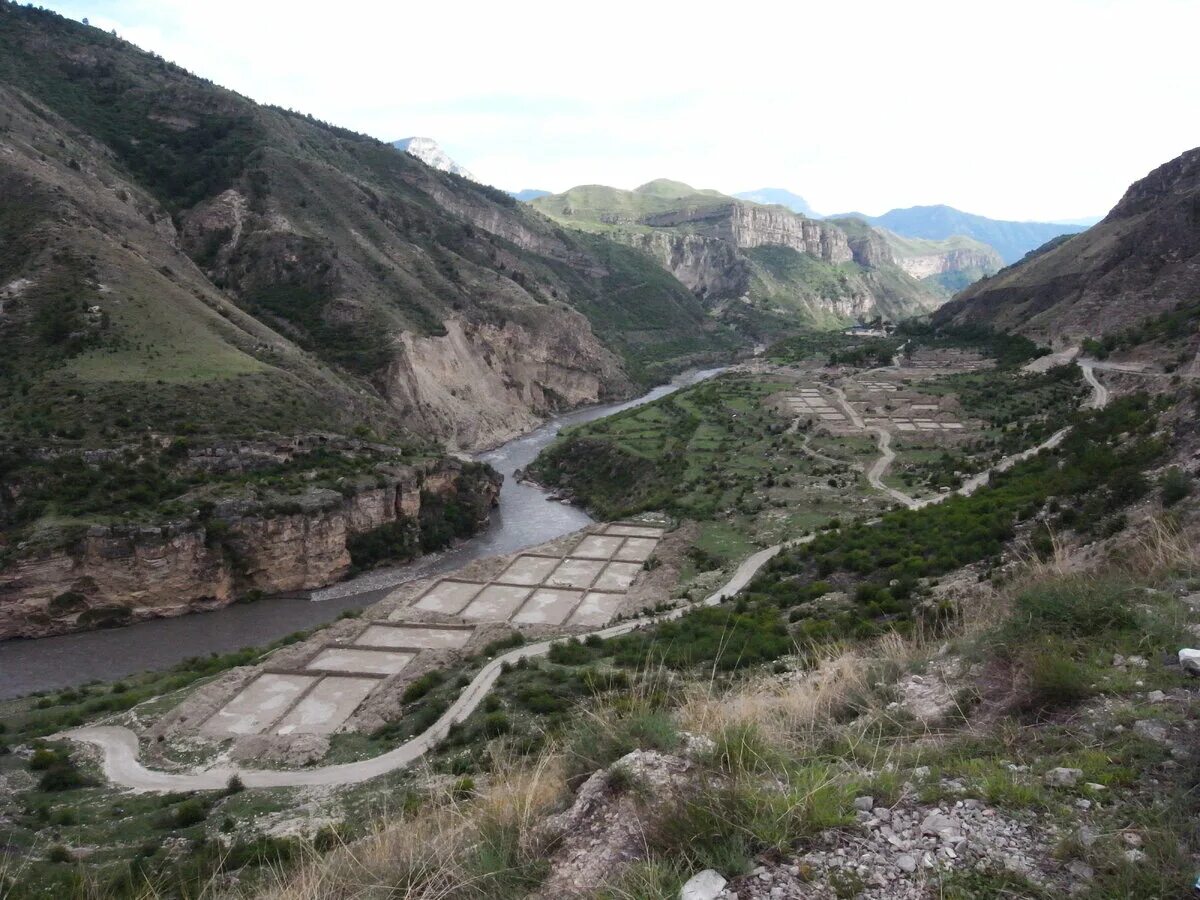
[0,462,499,640]
[619,231,748,298]
[896,247,1001,280]
[384,316,631,451]
[392,137,476,181]
[642,202,852,264]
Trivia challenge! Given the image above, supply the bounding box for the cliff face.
[643,203,853,264]
[0,459,500,640]
[616,232,749,299]
[532,182,944,325]
[935,146,1200,343]
[897,247,1003,280]
[383,316,631,451]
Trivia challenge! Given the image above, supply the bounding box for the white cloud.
[50,0,1200,219]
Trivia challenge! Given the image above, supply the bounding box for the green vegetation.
[530,373,881,541]
[1082,298,1200,365]
[901,322,1047,368]
[765,329,900,367]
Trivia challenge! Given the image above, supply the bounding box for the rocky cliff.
[532,182,944,326]
[935,146,1200,342]
[0,457,500,640]
[895,246,1002,280]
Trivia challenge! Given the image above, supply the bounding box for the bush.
[998,577,1140,648]
[1020,646,1092,714]
[1161,467,1191,507]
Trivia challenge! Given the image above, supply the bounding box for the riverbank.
[0,368,726,699]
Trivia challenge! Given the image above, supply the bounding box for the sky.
[41,0,1200,221]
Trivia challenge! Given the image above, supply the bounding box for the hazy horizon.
[38,0,1200,222]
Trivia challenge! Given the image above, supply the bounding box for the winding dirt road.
[63,357,1111,793]
[62,545,789,793]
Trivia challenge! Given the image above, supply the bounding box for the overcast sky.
[43,0,1199,221]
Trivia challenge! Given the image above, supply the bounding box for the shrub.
[46,844,71,864]
[1161,467,1191,507]
[1020,646,1092,714]
[998,577,1139,649]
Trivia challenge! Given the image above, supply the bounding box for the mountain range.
[531,180,997,328]
[935,146,1200,346]
[833,204,1089,264]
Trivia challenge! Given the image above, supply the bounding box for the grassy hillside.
[0,3,737,455]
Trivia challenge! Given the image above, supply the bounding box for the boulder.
[1043,767,1083,787]
[680,869,727,900]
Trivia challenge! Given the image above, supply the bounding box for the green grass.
[530,372,882,539]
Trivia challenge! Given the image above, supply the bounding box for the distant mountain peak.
[392,137,476,181]
[509,188,551,202]
[734,188,819,218]
[829,204,1090,264]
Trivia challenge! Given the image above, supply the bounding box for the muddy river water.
[0,368,725,699]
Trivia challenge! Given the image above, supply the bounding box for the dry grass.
[249,753,566,900]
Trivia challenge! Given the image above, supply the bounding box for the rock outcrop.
[384,315,631,451]
[895,246,1003,281]
[533,182,944,324]
[0,458,500,639]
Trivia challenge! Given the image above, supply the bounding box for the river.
[0,368,725,699]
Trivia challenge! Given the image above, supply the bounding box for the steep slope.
[733,187,820,217]
[934,147,1200,344]
[533,180,944,329]
[837,204,1089,264]
[0,5,738,634]
[0,5,734,454]
[830,222,1003,298]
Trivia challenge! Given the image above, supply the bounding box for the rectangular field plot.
[274,676,377,736]
[202,673,316,737]
[568,592,626,627]
[592,561,642,592]
[413,580,484,614]
[356,623,473,649]
[572,535,624,559]
[614,537,658,562]
[305,647,414,675]
[496,555,560,585]
[604,524,665,538]
[547,557,606,589]
[511,588,584,625]
[461,584,532,621]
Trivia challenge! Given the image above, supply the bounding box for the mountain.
[392,137,476,181]
[510,189,552,202]
[934,146,1200,344]
[834,205,1088,264]
[0,4,740,631]
[532,179,947,329]
[733,188,820,218]
[851,225,1003,298]
[0,7,737,452]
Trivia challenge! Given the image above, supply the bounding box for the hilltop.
[532,180,977,330]
[935,147,1200,348]
[835,204,1089,265]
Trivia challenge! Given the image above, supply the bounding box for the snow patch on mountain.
[392,137,476,181]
